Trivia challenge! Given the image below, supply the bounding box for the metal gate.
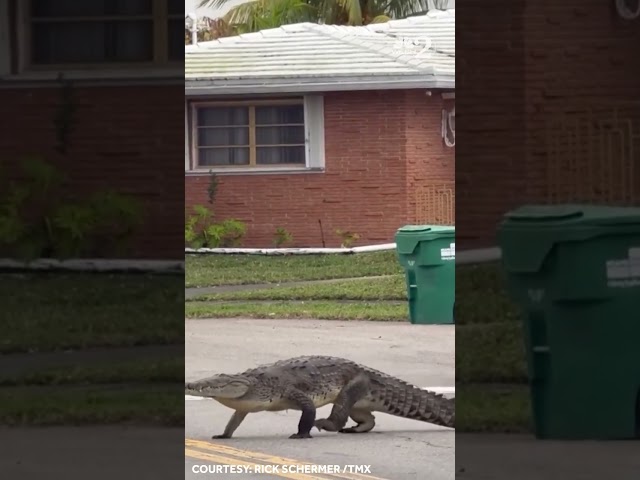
[415,184,455,225]
[545,103,639,205]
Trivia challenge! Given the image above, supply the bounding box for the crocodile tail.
[377,380,455,428]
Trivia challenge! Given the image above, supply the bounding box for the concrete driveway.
[185,318,455,480]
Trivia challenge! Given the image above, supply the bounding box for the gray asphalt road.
[0,427,184,480]
[457,433,640,479]
[185,318,455,480]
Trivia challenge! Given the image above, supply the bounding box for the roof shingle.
[185,9,455,94]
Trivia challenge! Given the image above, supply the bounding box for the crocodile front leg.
[213,411,247,439]
[315,375,370,433]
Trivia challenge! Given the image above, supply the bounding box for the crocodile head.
[185,374,252,399]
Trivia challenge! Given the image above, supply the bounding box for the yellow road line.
[186,438,388,480]
[186,448,316,480]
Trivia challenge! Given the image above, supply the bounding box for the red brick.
[185,89,455,248]
[0,85,184,260]
[457,0,640,249]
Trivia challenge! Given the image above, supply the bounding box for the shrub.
[0,157,143,259]
[273,227,293,247]
[335,229,360,248]
[184,205,247,249]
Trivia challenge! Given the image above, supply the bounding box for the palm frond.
[369,14,390,23]
[373,0,425,19]
[198,0,427,34]
[336,0,363,25]
[198,0,255,9]
[224,0,316,33]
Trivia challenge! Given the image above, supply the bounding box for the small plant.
[218,219,247,247]
[207,171,218,205]
[184,204,247,249]
[50,203,97,257]
[86,190,143,256]
[184,205,214,249]
[53,73,77,155]
[273,227,293,247]
[0,157,144,260]
[336,229,360,248]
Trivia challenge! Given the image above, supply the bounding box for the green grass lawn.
[0,273,184,353]
[188,275,407,302]
[456,322,527,384]
[456,384,532,433]
[0,357,184,387]
[0,358,184,426]
[0,273,184,426]
[456,263,530,433]
[185,301,407,321]
[185,251,403,287]
[455,262,521,325]
[0,384,183,426]
[185,252,409,321]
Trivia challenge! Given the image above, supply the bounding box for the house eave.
[184,76,455,96]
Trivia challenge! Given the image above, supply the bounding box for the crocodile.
[185,355,455,439]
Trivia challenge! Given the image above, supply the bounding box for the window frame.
[14,0,183,72]
[186,96,326,174]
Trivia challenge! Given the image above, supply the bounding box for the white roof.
[185,9,455,95]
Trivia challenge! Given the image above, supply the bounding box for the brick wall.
[523,1,640,207]
[185,89,455,248]
[407,95,456,225]
[457,0,640,249]
[0,85,185,259]
[456,1,527,249]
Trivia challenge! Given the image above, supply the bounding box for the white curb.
[185,243,397,255]
[0,258,184,273]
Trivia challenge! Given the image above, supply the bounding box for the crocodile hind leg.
[213,411,247,439]
[285,387,317,439]
[339,409,376,434]
[315,375,370,433]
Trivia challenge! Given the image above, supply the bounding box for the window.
[190,98,323,171]
[17,0,183,70]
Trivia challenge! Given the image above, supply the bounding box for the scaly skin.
[185,355,455,439]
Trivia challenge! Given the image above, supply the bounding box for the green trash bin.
[497,204,640,440]
[395,225,455,324]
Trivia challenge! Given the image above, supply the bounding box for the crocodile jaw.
[185,374,252,399]
[214,392,340,413]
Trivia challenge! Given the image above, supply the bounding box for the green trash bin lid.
[499,204,640,273]
[503,204,640,227]
[397,225,433,233]
[395,225,455,255]
[396,225,455,234]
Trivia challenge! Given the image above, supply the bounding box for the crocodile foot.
[212,434,231,439]
[338,427,360,433]
[314,419,339,432]
[289,432,312,439]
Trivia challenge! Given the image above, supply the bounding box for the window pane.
[257,146,305,165]
[198,128,249,147]
[168,0,183,15]
[168,18,184,60]
[32,22,153,64]
[197,107,249,127]
[31,0,152,17]
[255,105,304,125]
[256,126,305,145]
[198,148,250,166]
